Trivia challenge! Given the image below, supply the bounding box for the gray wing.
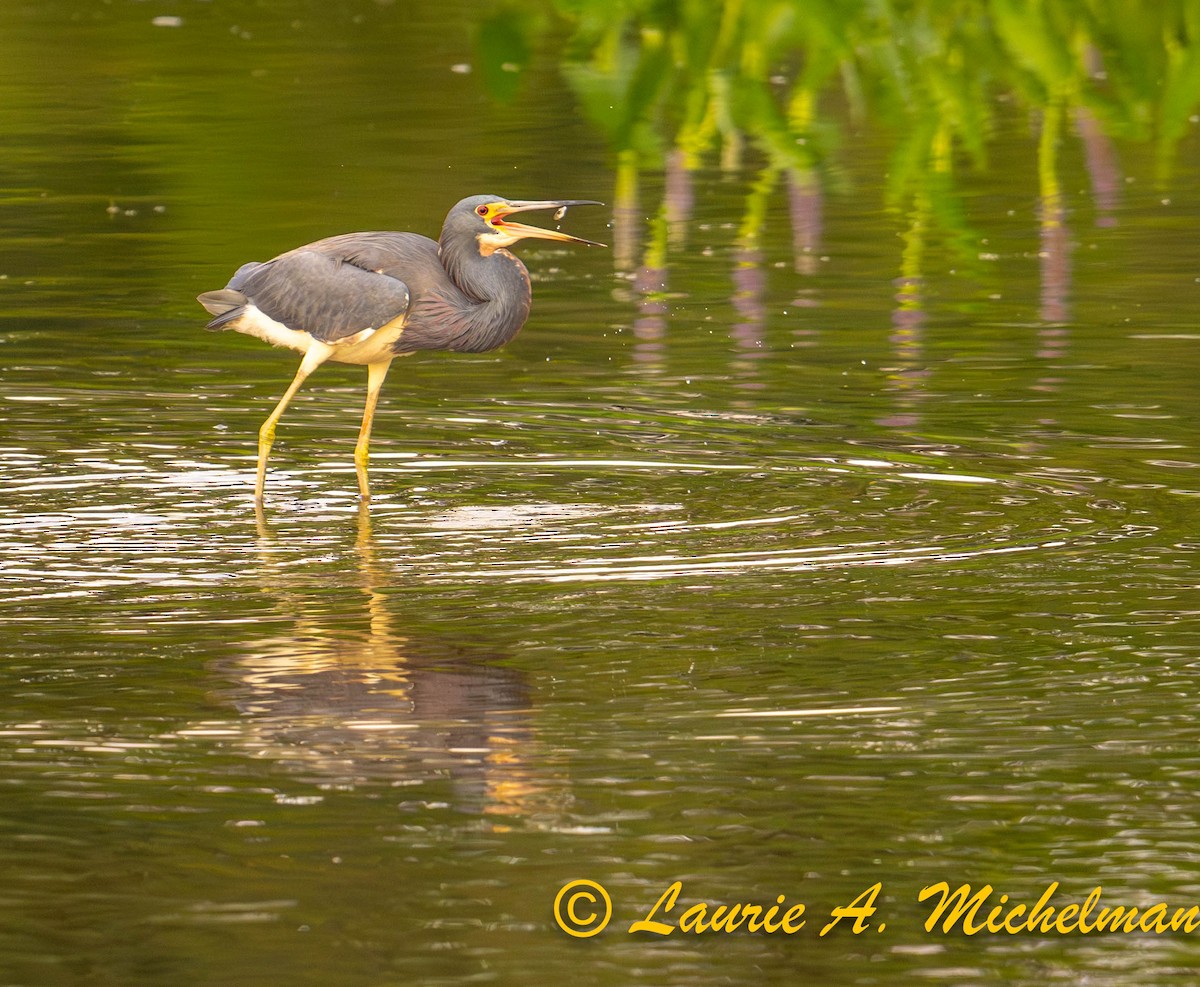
[226,246,413,343]
[198,232,444,341]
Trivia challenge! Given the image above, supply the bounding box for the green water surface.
[2,2,1199,985]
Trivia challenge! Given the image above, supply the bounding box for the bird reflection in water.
[204,507,563,825]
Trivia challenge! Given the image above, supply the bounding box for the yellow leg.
[355,359,393,501]
[255,343,333,503]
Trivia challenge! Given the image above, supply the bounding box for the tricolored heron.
[198,194,603,503]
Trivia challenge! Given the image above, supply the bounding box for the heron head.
[447,195,606,255]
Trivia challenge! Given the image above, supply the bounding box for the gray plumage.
[197,194,585,354]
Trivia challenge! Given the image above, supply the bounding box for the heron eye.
[476,204,489,217]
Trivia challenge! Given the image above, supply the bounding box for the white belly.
[232,304,408,366]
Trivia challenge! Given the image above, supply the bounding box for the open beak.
[493,199,606,247]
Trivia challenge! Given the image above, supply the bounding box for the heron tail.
[197,288,248,331]
[198,262,266,330]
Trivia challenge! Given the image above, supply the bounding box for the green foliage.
[549,0,1200,269]
[554,0,1200,162]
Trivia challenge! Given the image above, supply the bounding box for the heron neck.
[438,236,533,353]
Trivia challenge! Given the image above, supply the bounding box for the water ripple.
[0,431,1138,603]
